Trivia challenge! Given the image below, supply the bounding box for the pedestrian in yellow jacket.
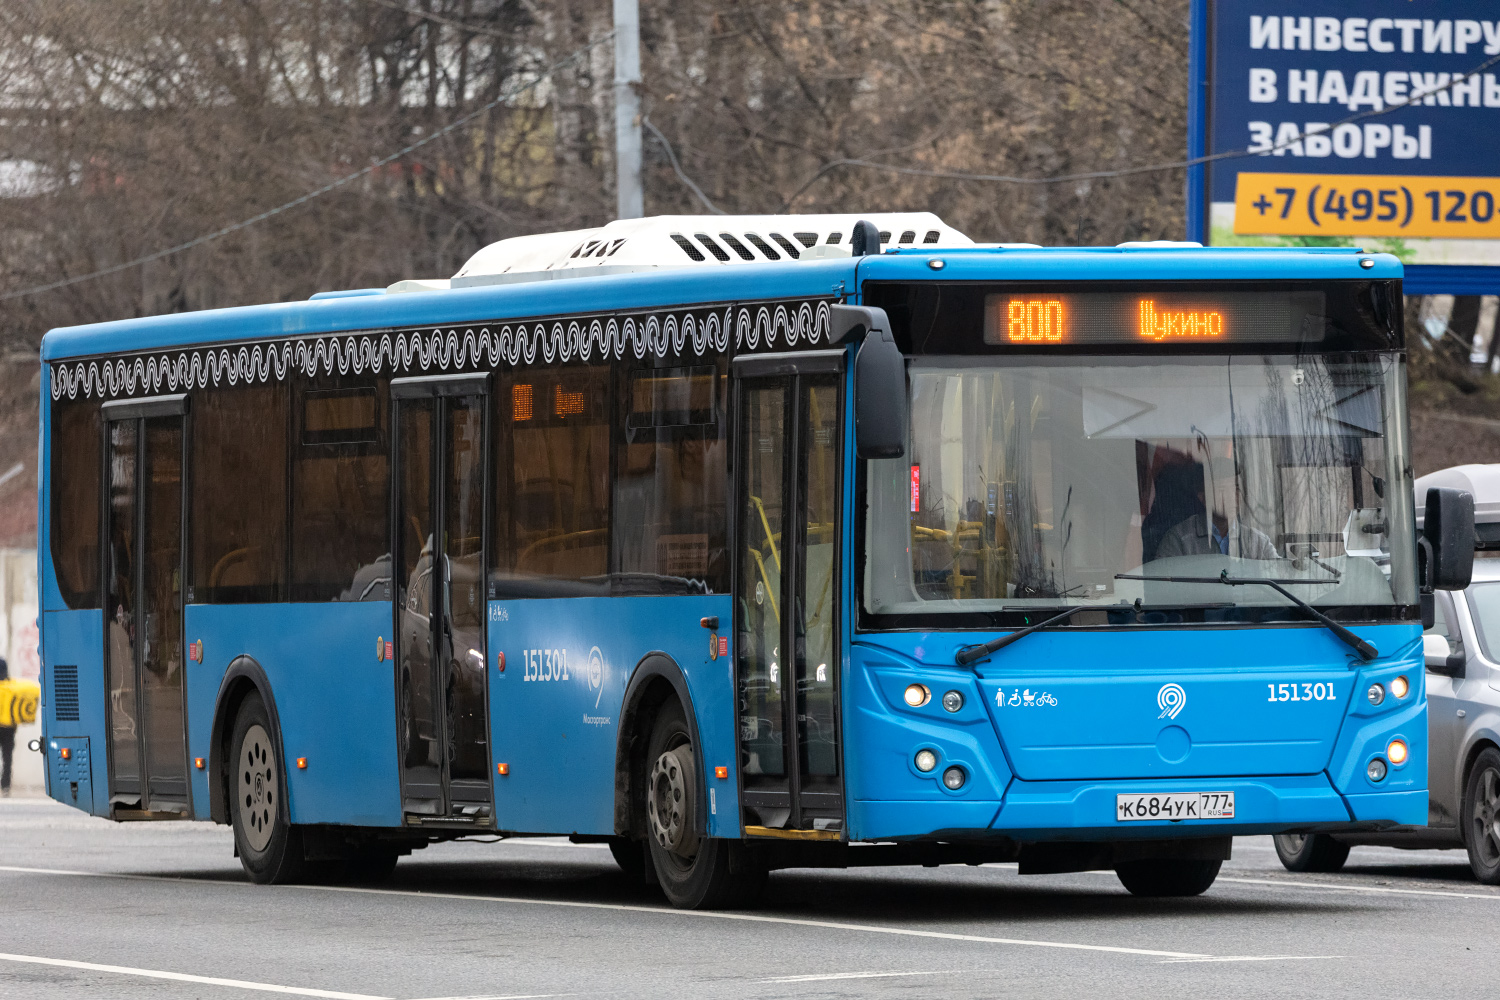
[0,657,40,795]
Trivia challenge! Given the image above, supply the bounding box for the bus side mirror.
[1422,487,1476,592]
[831,304,907,460]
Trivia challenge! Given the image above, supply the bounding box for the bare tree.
[0,0,1195,352]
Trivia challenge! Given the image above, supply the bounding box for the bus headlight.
[942,690,964,712]
[1367,758,1388,782]
[914,749,938,772]
[1367,683,1385,706]
[904,684,931,708]
[1390,675,1409,699]
[943,766,967,790]
[1388,739,1409,765]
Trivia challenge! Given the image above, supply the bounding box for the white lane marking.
[0,865,1206,960]
[763,971,957,983]
[1215,875,1500,902]
[1160,955,1343,964]
[0,952,388,999]
[409,995,566,999]
[1078,868,1500,902]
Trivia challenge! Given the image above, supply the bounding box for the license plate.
[1116,791,1235,822]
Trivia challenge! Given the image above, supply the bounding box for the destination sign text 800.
[982,290,1327,347]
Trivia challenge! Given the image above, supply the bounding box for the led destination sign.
[982,290,1327,346]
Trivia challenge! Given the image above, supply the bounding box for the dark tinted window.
[613,362,728,593]
[50,398,101,608]
[492,366,611,595]
[191,384,288,603]
[291,378,390,601]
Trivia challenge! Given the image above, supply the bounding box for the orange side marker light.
[497,762,510,776]
[59,747,71,760]
[714,766,728,780]
[296,757,308,769]
[194,757,205,770]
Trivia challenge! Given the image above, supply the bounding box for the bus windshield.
[863,353,1416,624]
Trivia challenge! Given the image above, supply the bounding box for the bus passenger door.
[391,375,493,826]
[101,395,190,816]
[732,352,845,835]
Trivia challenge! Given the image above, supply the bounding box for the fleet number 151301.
[1268,682,1336,703]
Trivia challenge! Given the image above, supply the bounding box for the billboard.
[1190,1,1500,291]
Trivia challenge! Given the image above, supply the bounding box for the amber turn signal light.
[1387,739,1409,766]
[715,766,728,779]
[296,757,308,769]
[59,747,71,760]
[497,762,510,776]
[194,757,205,770]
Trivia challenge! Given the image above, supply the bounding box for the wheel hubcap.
[1474,767,1500,867]
[238,723,278,853]
[647,744,699,859]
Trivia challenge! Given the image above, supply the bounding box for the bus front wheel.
[230,693,306,884]
[1115,858,1221,897]
[643,702,764,909]
[1272,833,1350,873]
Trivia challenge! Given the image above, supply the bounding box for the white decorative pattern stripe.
[51,299,834,401]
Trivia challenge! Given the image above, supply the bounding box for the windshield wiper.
[952,602,1240,667]
[1114,570,1378,661]
[955,607,1085,666]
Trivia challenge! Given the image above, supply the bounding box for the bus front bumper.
[851,774,1424,841]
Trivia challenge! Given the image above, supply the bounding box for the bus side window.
[50,398,101,609]
[613,363,728,595]
[290,378,390,602]
[494,365,611,593]
[191,383,289,604]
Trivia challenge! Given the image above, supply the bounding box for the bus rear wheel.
[1272,833,1350,873]
[643,702,764,909]
[1115,858,1221,897]
[230,693,305,884]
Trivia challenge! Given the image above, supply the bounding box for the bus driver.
[1155,457,1278,561]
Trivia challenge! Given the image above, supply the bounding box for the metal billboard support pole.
[613,0,643,220]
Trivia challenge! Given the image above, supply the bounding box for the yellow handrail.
[750,494,781,571]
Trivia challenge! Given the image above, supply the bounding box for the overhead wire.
[782,51,1500,200]
[6,44,1498,303]
[0,31,614,304]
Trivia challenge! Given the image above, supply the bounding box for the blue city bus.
[35,213,1473,908]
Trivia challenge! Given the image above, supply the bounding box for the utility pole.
[613,0,643,219]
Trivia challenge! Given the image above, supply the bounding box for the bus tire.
[344,851,400,883]
[1115,858,1221,897]
[1462,747,1500,885]
[607,837,649,882]
[643,702,764,909]
[1272,833,1350,873]
[230,692,306,884]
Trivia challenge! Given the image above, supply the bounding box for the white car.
[1275,465,1500,882]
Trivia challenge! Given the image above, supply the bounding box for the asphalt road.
[0,797,1494,1000]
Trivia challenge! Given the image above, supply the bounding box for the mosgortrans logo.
[1157,683,1187,720]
